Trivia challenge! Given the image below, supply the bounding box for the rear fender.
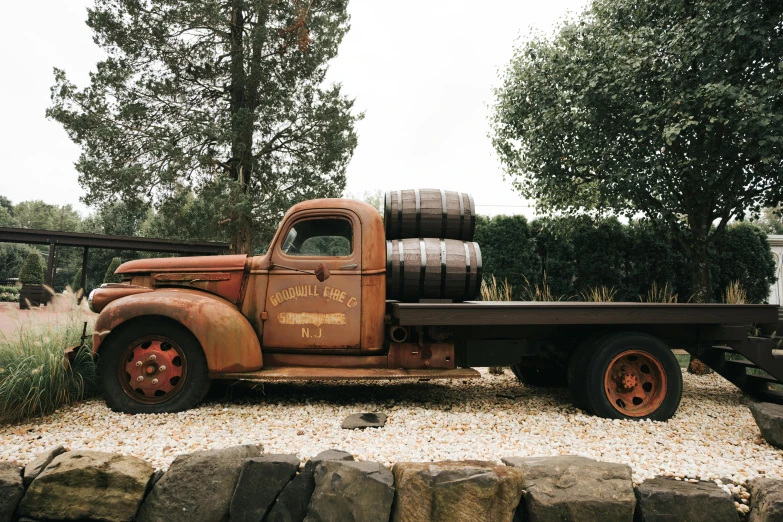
[93,288,262,373]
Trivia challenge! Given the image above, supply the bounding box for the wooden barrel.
[386,238,482,302]
[384,189,476,241]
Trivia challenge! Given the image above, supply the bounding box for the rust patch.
[278,312,346,327]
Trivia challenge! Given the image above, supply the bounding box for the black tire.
[584,332,682,421]
[98,317,210,414]
[511,364,568,387]
[567,339,596,412]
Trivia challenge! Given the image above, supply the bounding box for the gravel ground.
[1,369,782,488]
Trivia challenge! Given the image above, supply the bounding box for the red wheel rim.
[119,335,187,405]
[603,350,667,417]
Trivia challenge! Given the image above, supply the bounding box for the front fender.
[93,288,263,373]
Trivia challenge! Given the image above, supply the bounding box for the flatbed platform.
[212,367,481,381]
[388,301,778,326]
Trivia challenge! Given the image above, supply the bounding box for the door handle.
[340,263,358,269]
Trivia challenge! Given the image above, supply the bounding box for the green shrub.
[0,286,19,295]
[103,257,122,284]
[18,252,44,285]
[711,223,776,303]
[0,307,97,424]
[71,268,83,291]
[475,215,776,303]
[474,215,538,300]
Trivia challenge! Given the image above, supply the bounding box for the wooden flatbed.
[388,301,779,326]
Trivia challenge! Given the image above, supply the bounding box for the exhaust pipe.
[389,325,409,343]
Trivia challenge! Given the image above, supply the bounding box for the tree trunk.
[687,214,713,374]
[690,236,710,303]
[228,0,254,255]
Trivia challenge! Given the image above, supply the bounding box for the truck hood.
[116,255,248,274]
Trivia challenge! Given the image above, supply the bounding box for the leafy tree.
[18,252,45,285]
[48,0,361,255]
[13,201,81,232]
[0,207,19,228]
[0,244,35,280]
[758,207,783,235]
[103,257,123,284]
[492,0,783,302]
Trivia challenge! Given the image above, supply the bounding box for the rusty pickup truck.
[87,195,781,420]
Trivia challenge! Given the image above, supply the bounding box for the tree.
[14,201,81,232]
[0,244,35,280]
[492,0,783,302]
[48,0,361,254]
[18,252,44,285]
[103,257,123,284]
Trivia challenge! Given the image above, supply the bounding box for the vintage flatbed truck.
[86,194,783,421]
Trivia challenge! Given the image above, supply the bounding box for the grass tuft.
[723,280,748,304]
[641,282,678,303]
[580,285,617,302]
[521,272,559,302]
[0,292,97,424]
[481,275,513,301]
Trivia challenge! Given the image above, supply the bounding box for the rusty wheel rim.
[603,350,667,417]
[119,335,187,405]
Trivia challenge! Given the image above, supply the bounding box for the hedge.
[475,216,776,303]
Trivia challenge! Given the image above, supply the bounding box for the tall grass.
[723,280,748,304]
[580,285,617,302]
[480,275,513,301]
[0,293,97,424]
[641,282,679,303]
[521,272,560,302]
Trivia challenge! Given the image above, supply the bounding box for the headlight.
[87,289,97,313]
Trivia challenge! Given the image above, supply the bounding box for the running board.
[212,367,481,381]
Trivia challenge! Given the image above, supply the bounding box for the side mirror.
[314,263,330,282]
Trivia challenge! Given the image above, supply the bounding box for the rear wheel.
[584,332,682,420]
[98,318,210,414]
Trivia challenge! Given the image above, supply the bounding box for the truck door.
[263,210,362,350]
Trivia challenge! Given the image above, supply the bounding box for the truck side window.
[281,218,353,257]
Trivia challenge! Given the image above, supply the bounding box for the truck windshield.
[281,218,353,257]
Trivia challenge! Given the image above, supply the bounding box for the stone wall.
[0,445,776,522]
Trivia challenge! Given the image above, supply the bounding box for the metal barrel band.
[440,239,447,298]
[419,238,427,297]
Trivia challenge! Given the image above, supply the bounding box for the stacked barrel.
[384,189,482,302]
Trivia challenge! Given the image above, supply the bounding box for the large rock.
[23,445,66,488]
[266,449,354,522]
[0,462,23,522]
[749,478,783,522]
[392,460,524,522]
[502,455,635,522]
[230,454,300,522]
[304,460,394,522]
[136,444,262,522]
[17,450,153,522]
[750,402,783,449]
[635,477,739,522]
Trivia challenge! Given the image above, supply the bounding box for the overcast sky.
[0,0,588,219]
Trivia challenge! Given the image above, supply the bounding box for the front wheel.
[98,318,210,414]
[583,332,682,421]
